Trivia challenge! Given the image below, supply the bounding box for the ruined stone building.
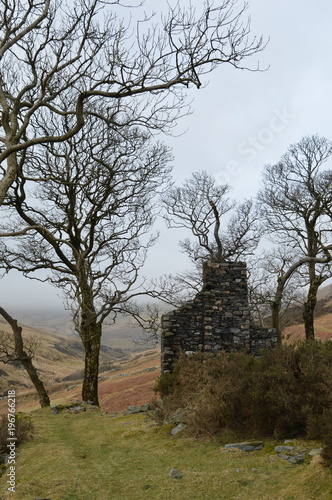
[161,261,277,373]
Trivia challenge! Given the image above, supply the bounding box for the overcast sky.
[2,0,332,314]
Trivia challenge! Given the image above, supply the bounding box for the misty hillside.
[6,308,155,352]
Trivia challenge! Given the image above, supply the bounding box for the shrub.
[156,341,332,441]
[0,413,33,454]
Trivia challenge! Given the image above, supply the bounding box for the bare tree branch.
[0,0,266,203]
[162,170,262,263]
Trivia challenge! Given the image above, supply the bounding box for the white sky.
[2,0,332,313]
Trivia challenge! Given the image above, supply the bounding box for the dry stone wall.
[161,261,277,373]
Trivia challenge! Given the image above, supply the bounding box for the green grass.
[0,407,332,500]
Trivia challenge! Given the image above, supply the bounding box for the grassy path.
[0,407,331,499]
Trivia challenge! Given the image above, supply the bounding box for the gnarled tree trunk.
[77,269,102,406]
[80,320,102,406]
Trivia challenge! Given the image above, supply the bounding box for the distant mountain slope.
[317,283,332,301]
[283,313,332,343]
[7,308,155,352]
[0,316,126,394]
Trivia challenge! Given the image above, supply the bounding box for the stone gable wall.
[161,261,277,373]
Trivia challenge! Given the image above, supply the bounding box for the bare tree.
[0,307,50,407]
[162,170,262,263]
[247,249,309,343]
[0,0,266,204]
[258,135,332,340]
[0,117,171,405]
[143,170,262,323]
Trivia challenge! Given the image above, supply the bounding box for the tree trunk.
[0,307,50,407]
[81,321,102,406]
[303,281,318,341]
[270,276,285,346]
[303,254,319,340]
[270,301,282,345]
[20,357,50,408]
[75,257,103,406]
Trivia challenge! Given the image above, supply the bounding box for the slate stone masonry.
[161,261,277,373]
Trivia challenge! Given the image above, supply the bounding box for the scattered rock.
[69,405,86,414]
[309,448,322,456]
[225,441,264,452]
[122,404,151,415]
[169,468,183,479]
[274,445,295,453]
[123,405,143,415]
[171,423,188,436]
[51,405,59,414]
[169,408,187,425]
[51,402,91,414]
[278,453,305,465]
[272,443,314,465]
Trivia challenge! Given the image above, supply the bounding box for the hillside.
[280,282,332,342]
[8,348,160,414]
[0,316,126,394]
[283,312,332,343]
[7,308,155,352]
[317,283,332,301]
